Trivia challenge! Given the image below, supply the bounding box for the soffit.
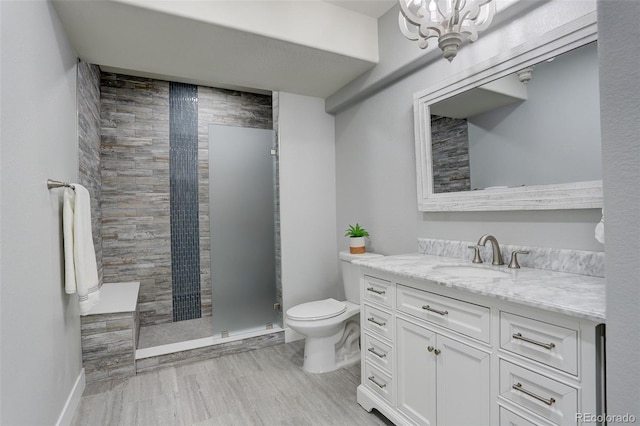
[52,0,396,97]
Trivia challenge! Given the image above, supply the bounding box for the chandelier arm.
[398,12,422,41]
[449,0,463,29]
[420,25,444,39]
[459,0,494,26]
[398,0,424,26]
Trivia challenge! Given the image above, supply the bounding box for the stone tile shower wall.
[100,72,274,328]
[430,115,471,193]
[101,73,173,326]
[78,62,103,284]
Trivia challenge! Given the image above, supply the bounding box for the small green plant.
[344,223,370,238]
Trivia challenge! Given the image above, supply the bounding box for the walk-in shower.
[209,124,278,337]
[137,123,280,349]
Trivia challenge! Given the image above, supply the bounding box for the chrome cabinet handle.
[368,347,387,358]
[367,317,386,327]
[368,376,387,389]
[422,305,449,316]
[366,287,386,295]
[433,348,441,355]
[427,346,434,352]
[512,383,556,406]
[512,333,556,350]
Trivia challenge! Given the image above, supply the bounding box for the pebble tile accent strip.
[169,82,202,321]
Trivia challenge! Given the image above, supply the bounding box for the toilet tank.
[339,251,383,303]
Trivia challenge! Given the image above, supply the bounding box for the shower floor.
[137,317,215,349]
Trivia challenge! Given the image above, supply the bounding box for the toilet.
[286,251,383,373]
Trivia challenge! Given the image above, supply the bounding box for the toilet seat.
[287,298,347,321]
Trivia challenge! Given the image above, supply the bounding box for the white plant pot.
[349,237,366,254]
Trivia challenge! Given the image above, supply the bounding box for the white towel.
[63,184,100,315]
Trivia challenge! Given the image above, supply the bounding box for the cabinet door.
[436,335,491,426]
[396,318,437,426]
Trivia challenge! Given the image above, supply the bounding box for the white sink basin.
[432,264,511,279]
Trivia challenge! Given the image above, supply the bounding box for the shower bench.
[79,282,140,383]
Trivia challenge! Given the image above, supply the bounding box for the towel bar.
[47,179,75,190]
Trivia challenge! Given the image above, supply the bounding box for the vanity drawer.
[500,311,578,375]
[499,406,554,426]
[499,360,577,426]
[363,304,393,341]
[397,284,491,343]
[363,332,393,374]
[363,275,394,308]
[364,362,394,405]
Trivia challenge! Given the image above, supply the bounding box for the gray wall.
[278,92,338,341]
[468,42,601,189]
[0,1,83,424]
[335,4,603,258]
[599,0,640,416]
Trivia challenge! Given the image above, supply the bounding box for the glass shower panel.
[209,124,277,336]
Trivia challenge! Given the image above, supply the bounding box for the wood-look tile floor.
[72,341,393,426]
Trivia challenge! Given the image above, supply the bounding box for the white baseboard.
[56,368,85,426]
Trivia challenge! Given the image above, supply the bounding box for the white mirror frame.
[414,12,602,212]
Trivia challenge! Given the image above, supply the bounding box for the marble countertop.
[353,253,605,323]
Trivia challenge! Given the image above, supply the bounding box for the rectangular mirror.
[414,12,602,211]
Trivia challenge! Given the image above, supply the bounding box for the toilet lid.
[287,298,347,321]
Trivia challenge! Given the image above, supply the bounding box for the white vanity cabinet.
[396,318,491,426]
[357,269,604,426]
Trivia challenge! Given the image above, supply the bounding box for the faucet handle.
[508,250,530,269]
[468,245,483,264]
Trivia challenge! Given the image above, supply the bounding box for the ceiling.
[52,0,397,97]
[325,0,398,18]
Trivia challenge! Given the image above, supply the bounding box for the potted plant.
[344,223,369,254]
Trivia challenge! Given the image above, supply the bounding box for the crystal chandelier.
[398,0,496,62]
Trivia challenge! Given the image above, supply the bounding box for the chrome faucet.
[477,234,504,265]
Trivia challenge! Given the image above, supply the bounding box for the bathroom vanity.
[354,253,605,426]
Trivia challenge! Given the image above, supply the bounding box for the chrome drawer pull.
[512,382,556,406]
[368,347,387,358]
[366,287,386,295]
[367,317,387,327]
[512,333,556,350]
[422,305,449,316]
[368,376,387,389]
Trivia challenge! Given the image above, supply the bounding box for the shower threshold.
[135,322,283,360]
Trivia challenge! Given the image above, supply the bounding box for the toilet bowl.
[286,251,383,373]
